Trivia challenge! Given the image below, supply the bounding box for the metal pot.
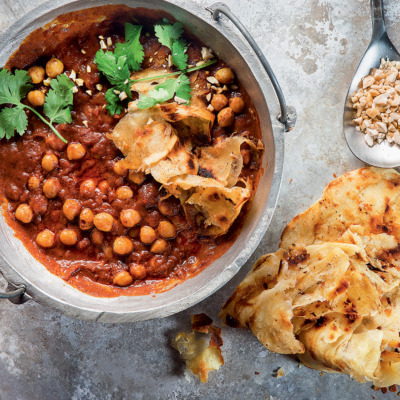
[0,0,295,322]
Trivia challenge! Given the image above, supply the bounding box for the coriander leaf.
[154,19,184,49]
[0,106,28,139]
[114,23,144,71]
[136,96,158,109]
[105,88,125,115]
[175,74,191,102]
[171,40,188,71]
[137,75,191,109]
[137,79,175,109]
[0,69,32,106]
[49,73,74,106]
[94,50,131,86]
[44,74,74,125]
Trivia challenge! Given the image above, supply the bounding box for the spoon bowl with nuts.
[344,0,400,168]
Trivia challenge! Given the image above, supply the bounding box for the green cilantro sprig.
[95,19,217,113]
[94,23,145,115]
[0,69,73,143]
[154,19,188,70]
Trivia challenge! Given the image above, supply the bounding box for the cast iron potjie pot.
[0,0,295,322]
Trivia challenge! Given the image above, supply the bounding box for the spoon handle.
[371,0,387,37]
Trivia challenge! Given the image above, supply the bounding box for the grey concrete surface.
[0,0,399,399]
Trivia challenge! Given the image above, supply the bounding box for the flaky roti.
[220,167,400,387]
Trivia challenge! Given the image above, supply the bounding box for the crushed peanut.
[351,59,400,146]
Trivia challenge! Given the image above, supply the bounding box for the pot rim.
[0,0,285,322]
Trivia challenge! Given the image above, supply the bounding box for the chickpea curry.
[0,5,263,297]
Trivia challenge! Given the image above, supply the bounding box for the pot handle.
[206,2,296,131]
[0,280,28,304]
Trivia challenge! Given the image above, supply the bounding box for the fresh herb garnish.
[94,23,144,115]
[114,24,144,71]
[0,69,73,143]
[137,74,191,109]
[154,19,188,70]
[43,74,74,125]
[95,19,216,113]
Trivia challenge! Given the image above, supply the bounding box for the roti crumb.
[390,385,397,392]
[275,367,285,378]
[373,386,381,391]
[172,314,224,383]
[319,372,324,376]
[381,387,388,394]
[255,371,260,375]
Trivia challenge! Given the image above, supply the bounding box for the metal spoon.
[343,0,400,168]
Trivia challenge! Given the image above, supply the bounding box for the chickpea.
[211,94,228,112]
[28,66,46,84]
[79,208,94,230]
[91,228,104,246]
[229,97,245,114]
[128,170,145,185]
[113,236,134,255]
[150,238,168,254]
[215,67,235,84]
[43,178,60,199]
[46,58,64,78]
[158,220,176,239]
[41,154,58,172]
[36,229,55,248]
[98,180,110,194]
[129,263,147,280]
[60,229,78,246]
[113,270,133,287]
[217,107,235,127]
[67,143,86,160]
[93,212,114,232]
[15,203,33,223]
[80,179,96,198]
[120,209,141,228]
[116,186,133,200]
[46,134,66,151]
[113,160,128,176]
[62,199,81,220]
[241,149,251,165]
[28,176,40,190]
[27,90,45,107]
[140,226,157,244]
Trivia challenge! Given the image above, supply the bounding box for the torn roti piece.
[158,103,215,146]
[166,176,251,236]
[109,104,256,236]
[172,314,224,383]
[220,167,400,387]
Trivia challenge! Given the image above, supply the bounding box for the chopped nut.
[43,78,52,87]
[96,84,103,91]
[82,120,88,127]
[100,39,107,50]
[206,93,212,102]
[81,49,86,54]
[207,76,219,85]
[174,96,189,104]
[196,61,205,67]
[86,90,92,96]
[86,66,91,73]
[72,86,79,94]
[107,37,112,47]
[119,91,128,101]
[201,47,214,61]
[98,35,104,40]
[75,78,84,87]
[207,104,214,112]
[69,70,76,81]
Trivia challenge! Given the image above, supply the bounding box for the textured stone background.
[1,0,400,399]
